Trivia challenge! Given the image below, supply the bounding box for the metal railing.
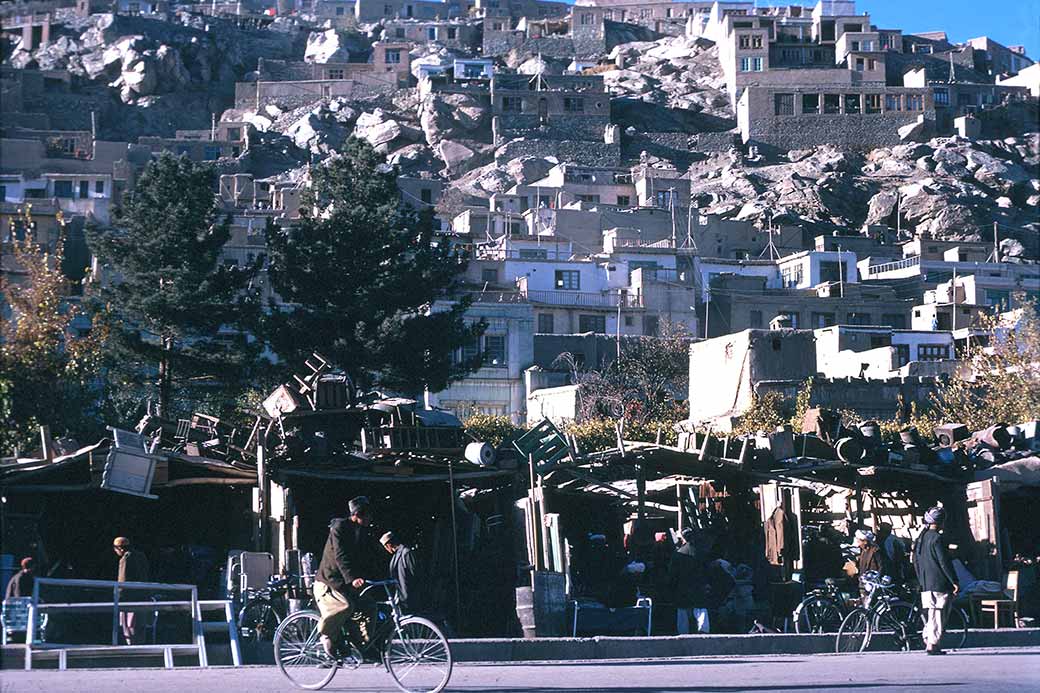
[524,289,643,308]
[866,255,921,276]
[24,577,240,670]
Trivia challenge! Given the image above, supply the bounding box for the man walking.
[313,496,380,658]
[113,537,150,645]
[669,529,711,634]
[381,531,423,614]
[913,506,959,655]
[5,557,36,599]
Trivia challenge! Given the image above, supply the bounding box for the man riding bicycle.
[313,496,383,658]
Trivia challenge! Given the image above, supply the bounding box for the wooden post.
[637,463,646,521]
[39,426,55,462]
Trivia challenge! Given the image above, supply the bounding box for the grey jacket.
[912,529,958,593]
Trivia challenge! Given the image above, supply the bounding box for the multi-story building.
[482,7,607,58]
[490,73,611,144]
[813,324,961,379]
[966,36,1035,78]
[576,0,715,37]
[383,18,482,51]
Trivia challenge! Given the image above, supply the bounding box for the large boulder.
[418,93,487,146]
[354,109,421,152]
[304,29,364,64]
[438,140,475,175]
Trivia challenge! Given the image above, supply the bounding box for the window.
[519,248,548,259]
[778,311,799,328]
[812,312,836,328]
[774,93,795,115]
[576,194,599,203]
[395,28,405,38]
[753,35,763,49]
[749,310,763,328]
[384,4,392,15]
[628,261,659,281]
[336,6,344,15]
[579,314,606,333]
[492,22,503,31]
[906,94,923,111]
[868,59,877,71]
[53,180,73,198]
[855,57,865,71]
[781,264,804,287]
[985,289,1011,310]
[427,27,436,40]
[204,145,221,161]
[481,268,498,284]
[327,68,345,80]
[824,93,841,114]
[845,94,861,114]
[851,41,860,52]
[865,94,881,114]
[848,312,872,325]
[563,97,585,112]
[0,185,6,201]
[624,315,634,327]
[502,96,522,112]
[752,57,764,71]
[420,188,432,204]
[79,180,89,198]
[483,335,507,367]
[655,190,676,208]
[882,313,907,329]
[933,88,949,106]
[894,344,910,367]
[644,315,659,336]
[918,344,950,361]
[885,94,902,111]
[447,28,456,39]
[580,12,593,25]
[802,93,820,114]
[385,50,401,64]
[227,127,241,140]
[616,195,630,207]
[537,313,554,334]
[739,34,751,49]
[555,270,580,290]
[819,261,842,283]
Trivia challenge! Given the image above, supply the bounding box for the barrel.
[465,442,496,467]
[515,586,537,639]
[835,437,864,463]
[859,421,880,439]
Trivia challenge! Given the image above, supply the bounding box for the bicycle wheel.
[383,616,453,693]
[273,610,338,691]
[795,596,844,634]
[836,608,871,653]
[239,599,280,642]
[885,600,923,650]
[871,610,911,652]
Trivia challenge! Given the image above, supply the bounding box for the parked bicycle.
[793,578,851,634]
[835,571,969,653]
[273,579,452,692]
[239,575,302,643]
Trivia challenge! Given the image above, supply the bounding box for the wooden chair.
[979,570,1020,628]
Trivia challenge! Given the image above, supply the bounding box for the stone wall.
[235,78,395,110]
[495,138,621,167]
[496,114,610,143]
[481,33,606,58]
[755,376,945,422]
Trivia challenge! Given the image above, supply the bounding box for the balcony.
[866,255,920,276]
[524,289,642,308]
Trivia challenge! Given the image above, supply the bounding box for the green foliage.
[463,413,522,448]
[565,417,681,454]
[730,389,790,437]
[264,139,483,395]
[562,321,692,425]
[86,152,263,419]
[931,295,1040,430]
[1,210,107,455]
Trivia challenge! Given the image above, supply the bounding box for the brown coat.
[765,507,799,566]
[857,544,887,577]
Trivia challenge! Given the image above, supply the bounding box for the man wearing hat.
[668,528,711,634]
[113,537,150,644]
[381,531,422,615]
[913,506,959,655]
[314,496,381,658]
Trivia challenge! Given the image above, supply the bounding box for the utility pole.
[616,288,623,363]
[837,245,844,298]
[703,288,710,339]
[988,221,999,262]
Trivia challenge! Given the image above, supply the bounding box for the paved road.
[4,648,1039,692]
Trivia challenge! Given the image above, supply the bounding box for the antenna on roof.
[759,215,780,261]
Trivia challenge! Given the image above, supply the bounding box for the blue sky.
[864,0,1040,59]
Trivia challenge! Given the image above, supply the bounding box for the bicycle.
[273,579,452,692]
[835,572,911,653]
[793,578,851,634]
[888,583,969,651]
[238,575,294,643]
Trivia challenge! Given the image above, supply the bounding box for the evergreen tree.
[265,138,483,396]
[87,153,263,419]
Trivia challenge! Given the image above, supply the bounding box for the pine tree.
[264,138,483,396]
[87,152,263,419]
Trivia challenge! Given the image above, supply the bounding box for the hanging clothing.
[764,506,798,566]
